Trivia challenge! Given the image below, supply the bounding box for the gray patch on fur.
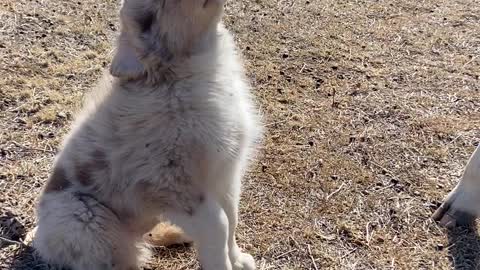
[44,167,70,193]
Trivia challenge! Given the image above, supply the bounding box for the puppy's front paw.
[232,253,255,270]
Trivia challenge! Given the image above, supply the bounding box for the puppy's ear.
[110,2,154,80]
[110,1,179,79]
[110,36,145,79]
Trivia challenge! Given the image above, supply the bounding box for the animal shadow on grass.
[447,220,480,270]
[1,211,26,249]
[8,245,62,270]
[0,210,62,270]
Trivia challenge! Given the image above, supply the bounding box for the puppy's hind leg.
[164,196,232,270]
[34,192,145,270]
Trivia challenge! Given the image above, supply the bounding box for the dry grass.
[1,0,479,269]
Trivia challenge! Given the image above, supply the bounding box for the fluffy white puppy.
[33,0,262,269]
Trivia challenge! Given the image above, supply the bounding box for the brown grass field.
[1,0,479,269]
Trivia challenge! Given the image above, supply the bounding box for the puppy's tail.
[144,222,192,247]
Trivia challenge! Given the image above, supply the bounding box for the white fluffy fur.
[433,145,480,227]
[33,0,261,269]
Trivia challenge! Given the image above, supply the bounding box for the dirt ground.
[1,0,479,269]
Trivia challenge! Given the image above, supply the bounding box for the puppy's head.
[110,0,225,80]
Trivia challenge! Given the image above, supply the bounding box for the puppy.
[33,0,261,269]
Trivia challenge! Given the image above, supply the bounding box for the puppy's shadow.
[0,211,60,270]
[447,221,480,270]
[8,245,63,270]
[1,211,26,249]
